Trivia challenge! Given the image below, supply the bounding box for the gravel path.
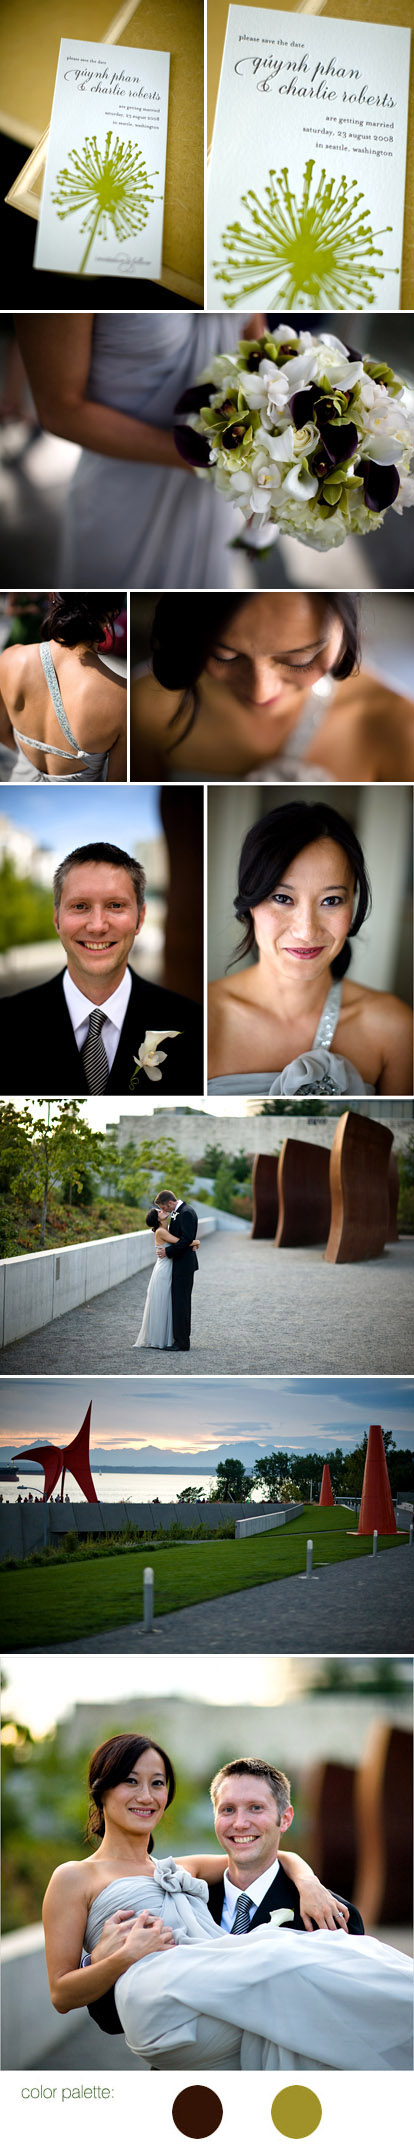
[45,1544,413,1656]
[2,1236,412,1374]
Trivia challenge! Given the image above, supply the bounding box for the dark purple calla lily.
[173,425,211,467]
[289,389,316,428]
[174,382,215,415]
[359,459,400,511]
[317,420,359,468]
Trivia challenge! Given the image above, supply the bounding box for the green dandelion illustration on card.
[214,159,398,310]
[52,130,159,275]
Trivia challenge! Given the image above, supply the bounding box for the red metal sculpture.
[319,1463,334,1506]
[358,1424,396,1536]
[13,1402,98,1504]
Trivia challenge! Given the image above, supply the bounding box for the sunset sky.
[1,1376,413,1460]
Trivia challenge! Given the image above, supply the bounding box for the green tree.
[209,1458,253,1502]
[0,857,54,951]
[231,1150,251,1184]
[197,1142,226,1177]
[0,1102,36,1192]
[251,1451,292,1499]
[213,1159,235,1212]
[9,1101,109,1246]
[177,1485,205,1503]
[106,1136,194,1211]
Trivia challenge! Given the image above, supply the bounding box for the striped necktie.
[231,1892,253,1933]
[82,1008,109,1092]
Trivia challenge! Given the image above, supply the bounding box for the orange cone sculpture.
[14,1402,98,1504]
[319,1463,334,1506]
[358,1424,396,1536]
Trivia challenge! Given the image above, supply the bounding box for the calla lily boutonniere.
[269,1908,295,1928]
[129,1029,181,1090]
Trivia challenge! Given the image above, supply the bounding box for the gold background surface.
[0,0,203,287]
[207,0,414,308]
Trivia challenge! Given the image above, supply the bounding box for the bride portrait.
[0,593,126,782]
[42,1732,412,2073]
[208,799,413,1097]
[131,591,414,783]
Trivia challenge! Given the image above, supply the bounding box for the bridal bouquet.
[174,327,414,551]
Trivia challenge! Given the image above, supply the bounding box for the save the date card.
[207,6,410,311]
[34,38,170,280]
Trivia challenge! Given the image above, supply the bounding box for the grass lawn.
[0,1506,409,1650]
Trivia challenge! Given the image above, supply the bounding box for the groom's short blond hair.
[210,1758,291,1819]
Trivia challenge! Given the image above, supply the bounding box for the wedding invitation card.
[207,7,410,311]
[34,38,170,280]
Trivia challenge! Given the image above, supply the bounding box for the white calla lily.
[363,434,404,465]
[133,1030,180,1085]
[282,464,319,500]
[283,353,318,388]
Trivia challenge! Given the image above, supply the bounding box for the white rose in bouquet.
[174,328,414,553]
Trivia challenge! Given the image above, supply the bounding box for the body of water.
[1,1469,262,1505]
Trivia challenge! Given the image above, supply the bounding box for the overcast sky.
[1,1376,412,1457]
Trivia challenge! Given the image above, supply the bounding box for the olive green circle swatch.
[172,2086,223,2139]
[271,2087,322,2138]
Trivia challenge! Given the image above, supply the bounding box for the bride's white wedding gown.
[83,1860,413,2073]
[134,1249,173,1350]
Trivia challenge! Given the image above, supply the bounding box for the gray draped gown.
[61,315,239,588]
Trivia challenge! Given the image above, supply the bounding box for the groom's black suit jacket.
[165,1203,199,1275]
[87,1867,364,2036]
[207,1868,364,1936]
[3,967,203,1096]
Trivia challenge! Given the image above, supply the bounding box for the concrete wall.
[0,1217,216,1350]
[1,1926,77,2066]
[236,1503,303,1538]
[0,1499,281,1562]
[107,1107,413,1161]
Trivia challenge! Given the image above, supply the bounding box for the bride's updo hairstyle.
[86,1733,176,1848]
[233,801,371,980]
[150,594,360,747]
[146,1207,160,1229]
[42,594,123,648]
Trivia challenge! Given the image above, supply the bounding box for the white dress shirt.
[221,1857,280,1932]
[63,966,132,1072]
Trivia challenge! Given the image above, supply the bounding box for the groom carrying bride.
[87,1753,363,2042]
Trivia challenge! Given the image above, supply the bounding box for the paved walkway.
[44,1545,413,1655]
[2,1236,412,1374]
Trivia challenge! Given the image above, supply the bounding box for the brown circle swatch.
[172,2086,223,2139]
[271,2087,322,2139]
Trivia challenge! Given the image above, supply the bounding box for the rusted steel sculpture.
[275,1138,331,1248]
[251,1152,279,1238]
[325,1111,393,1264]
[13,1401,98,1503]
[387,1151,399,1242]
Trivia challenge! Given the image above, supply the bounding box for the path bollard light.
[372,1529,378,1558]
[409,1522,413,1547]
[143,1566,154,1632]
[306,1539,313,1578]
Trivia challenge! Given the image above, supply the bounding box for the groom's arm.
[164,1209,198,1259]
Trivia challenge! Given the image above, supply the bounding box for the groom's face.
[214,1774,291,1879]
[54,862,146,994]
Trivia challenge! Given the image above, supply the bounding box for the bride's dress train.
[134,1250,173,1350]
[84,1861,413,2074]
